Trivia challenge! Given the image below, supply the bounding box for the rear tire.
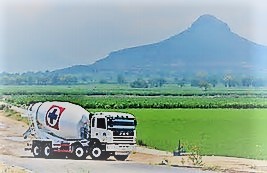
[43,144,52,158]
[72,144,86,160]
[33,145,43,158]
[90,146,102,160]
[114,155,128,161]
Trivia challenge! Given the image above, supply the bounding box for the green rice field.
[122,109,267,160]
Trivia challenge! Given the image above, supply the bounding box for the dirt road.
[0,110,267,173]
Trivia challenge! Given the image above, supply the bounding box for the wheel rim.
[75,147,84,158]
[44,146,51,156]
[33,146,40,156]
[92,148,101,158]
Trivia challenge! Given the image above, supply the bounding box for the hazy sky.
[0,0,267,73]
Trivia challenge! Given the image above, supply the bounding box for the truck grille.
[113,130,134,136]
[113,136,135,143]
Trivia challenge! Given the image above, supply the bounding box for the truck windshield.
[107,118,136,130]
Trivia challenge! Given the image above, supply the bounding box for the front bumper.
[106,144,136,152]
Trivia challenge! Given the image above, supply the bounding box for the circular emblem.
[45,105,65,130]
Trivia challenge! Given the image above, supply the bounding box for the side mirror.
[134,119,137,126]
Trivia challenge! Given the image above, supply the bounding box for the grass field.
[121,109,267,160]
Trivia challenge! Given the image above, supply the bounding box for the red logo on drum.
[45,105,65,130]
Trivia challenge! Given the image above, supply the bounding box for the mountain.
[55,14,267,76]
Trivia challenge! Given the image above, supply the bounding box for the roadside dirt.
[129,149,267,173]
[0,162,29,173]
[1,110,267,173]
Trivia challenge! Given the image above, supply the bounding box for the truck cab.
[89,112,137,160]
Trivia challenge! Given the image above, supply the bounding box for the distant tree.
[26,76,35,85]
[148,78,166,87]
[130,79,148,88]
[175,77,186,87]
[117,74,126,84]
[241,77,253,87]
[99,79,109,84]
[208,77,218,87]
[37,76,50,85]
[191,79,200,87]
[60,75,78,85]
[191,72,209,88]
[51,74,60,85]
[0,74,16,85]
[199,81,210,91]
[14,75,25,85]
[223,74,239,87]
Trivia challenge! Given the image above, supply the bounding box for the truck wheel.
[90,145,109,160]
[114,155,128,161]
[72,144,86,160]
[33,145,43,158]
[90,146,102,159]
[43,144,52,158]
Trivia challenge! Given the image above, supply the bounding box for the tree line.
[0,72,266,88]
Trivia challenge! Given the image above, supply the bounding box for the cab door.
[91,117,108,143]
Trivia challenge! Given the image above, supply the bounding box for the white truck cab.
[90,112,136,160]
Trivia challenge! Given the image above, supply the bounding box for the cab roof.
[93,112,135,119]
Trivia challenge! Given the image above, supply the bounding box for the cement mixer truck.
[23,101,137,161]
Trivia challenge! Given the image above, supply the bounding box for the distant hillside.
[55,14,267,76]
